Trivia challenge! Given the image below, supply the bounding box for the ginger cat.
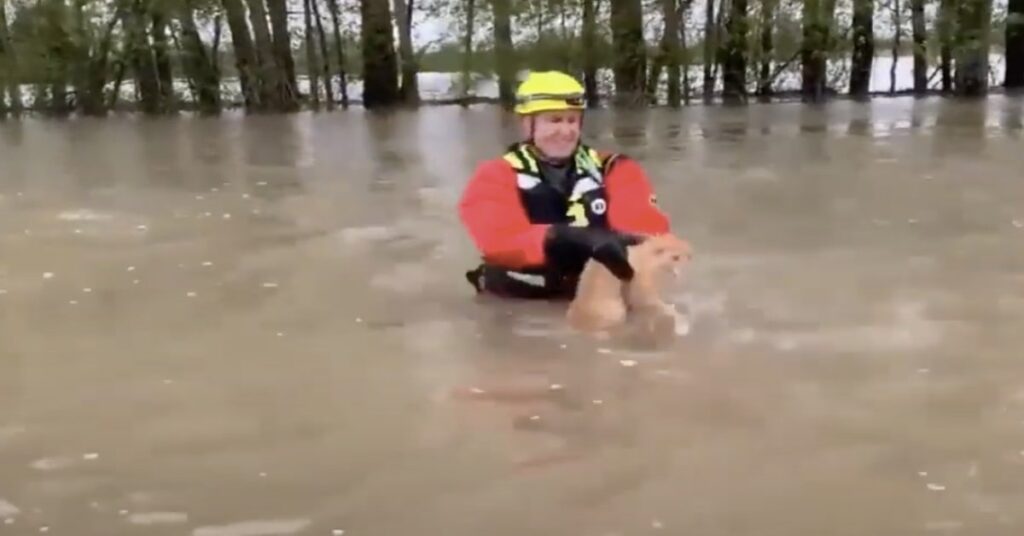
[566,233,692,333]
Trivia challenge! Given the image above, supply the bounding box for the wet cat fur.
[566,233,692,332]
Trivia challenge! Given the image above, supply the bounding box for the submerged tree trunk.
[311,0,334,108]
[303,0,321,108]
[266,0,299,107]
[392,0,419,104]
[151,10,174,109]
[848,0,873,97]
[0,67,6,119]
[126,0,163,113]
[801,0,835,101]
[720,0,748,103]
[221,0,261,109]
[582,0,599,106]
[662,0,682,106]
[911,0,926,92]
[246,0,281,108]
[702,0,715,101]
[79,0,120,113]
[42,0,72,114]
[938,0,954,91]
[81,11,122,116]
[361,0,400,108]
[0,0,12,117]
[460,0,475,101]
[954,0,993,96]
[1006,0,1024,88]
[681,0,692,103]
[610,0,647,105]
[890,0,900,94]
[646,49,664,104]
[757,0,775,97]
[179,0,221,113]
[325,0,349,107]
[646,0,666,107]
[801,0,817,100]
[492,0,515,107]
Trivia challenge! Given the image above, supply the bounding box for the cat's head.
[628,233,692,279]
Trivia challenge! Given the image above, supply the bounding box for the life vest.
[501,142,620,229]
[464,143,624,300]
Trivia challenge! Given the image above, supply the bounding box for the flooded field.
[2,96,1024,536]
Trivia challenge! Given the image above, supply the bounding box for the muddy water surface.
[2,97,1024,535]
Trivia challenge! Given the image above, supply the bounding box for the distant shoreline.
[2,87,1022,119]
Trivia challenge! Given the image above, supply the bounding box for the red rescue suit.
[459,142,671,299]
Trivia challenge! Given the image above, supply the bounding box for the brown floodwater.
[2,96,1024,536]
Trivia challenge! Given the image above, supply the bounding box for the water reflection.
[610,107,650,150]
[366,110,411,193]
[798,104,830,161]
[798,103,829,134]
[1000,96,1022,135]
[136,117,188,191]
[847,116,872,136]
[241,114,305,197]
[718,111,750,142]
[654,113,686,155]
[241,113,303,169]
[910,98,928,129]
[933,98,988,157]
[845,101,873,137]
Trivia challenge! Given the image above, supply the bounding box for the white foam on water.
[29,457,75,471]
[56,209,113,222]
[127,512,189,525]
[338,225,393,245]
[192,518,311,536]
[0,499,19,517]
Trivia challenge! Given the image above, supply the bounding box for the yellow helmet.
[514,71,586,115]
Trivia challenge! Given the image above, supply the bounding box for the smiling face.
[520,109,583,160]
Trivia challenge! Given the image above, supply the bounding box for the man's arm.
[458,160,551,268]
[604,157,671,235]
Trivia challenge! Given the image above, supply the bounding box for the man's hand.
[544,225,645,280]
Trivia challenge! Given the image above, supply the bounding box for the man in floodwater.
[459,70,674,299]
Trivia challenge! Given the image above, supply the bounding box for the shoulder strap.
[502,143,541,176]
[574,143,618,185]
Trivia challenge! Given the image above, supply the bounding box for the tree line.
[0,0,1021,117]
